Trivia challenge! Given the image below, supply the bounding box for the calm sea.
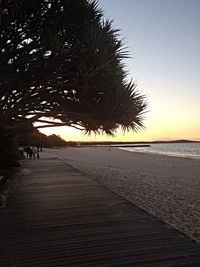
[120,143,200,160]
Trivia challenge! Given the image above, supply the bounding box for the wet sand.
[44,147,200,242]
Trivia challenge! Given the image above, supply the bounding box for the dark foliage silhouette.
[0,0,146,135]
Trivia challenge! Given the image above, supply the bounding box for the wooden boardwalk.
[1,157,200,266]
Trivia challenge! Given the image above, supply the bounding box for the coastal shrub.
[0,128,21,168]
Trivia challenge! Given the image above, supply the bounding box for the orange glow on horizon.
[38,100,200,142]
[39,123,200,142]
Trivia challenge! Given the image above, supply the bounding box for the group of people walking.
[24,146,41,159]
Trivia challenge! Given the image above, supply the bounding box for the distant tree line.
[18,130,67,149]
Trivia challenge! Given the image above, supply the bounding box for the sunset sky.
[40,0,200,141]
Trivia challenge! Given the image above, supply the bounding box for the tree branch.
[36,122,84,131]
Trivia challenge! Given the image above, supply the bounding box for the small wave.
[119,143,200,160]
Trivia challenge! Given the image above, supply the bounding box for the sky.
[40,0,200,141]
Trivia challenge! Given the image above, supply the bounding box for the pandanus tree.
[0,0,146,137]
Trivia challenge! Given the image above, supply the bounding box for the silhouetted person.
[32,147,37,159]
[24,146,29,158]
[28,147,33,159]
[36,147,40,157]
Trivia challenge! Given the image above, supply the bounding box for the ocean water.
[120,143,200,159]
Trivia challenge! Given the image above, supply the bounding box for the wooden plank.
[0,157,200,266]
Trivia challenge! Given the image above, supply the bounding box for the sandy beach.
[43,147,200,242]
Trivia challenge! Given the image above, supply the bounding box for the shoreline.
[44,147,200,242]
[119,147,200,161]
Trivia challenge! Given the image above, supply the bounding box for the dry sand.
[43,147,200,242]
